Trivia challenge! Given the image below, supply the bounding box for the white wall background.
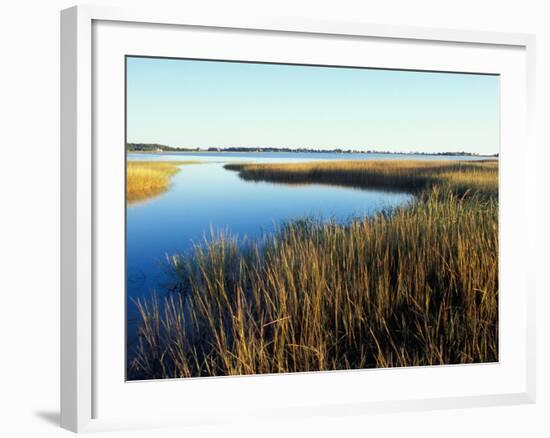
[0,1,547,436]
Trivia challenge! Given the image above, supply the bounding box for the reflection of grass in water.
[127,161,201,204]
[131,160,498,380]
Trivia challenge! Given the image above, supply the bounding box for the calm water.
[126,152,488,353]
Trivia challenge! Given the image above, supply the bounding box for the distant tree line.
[127,143,200,152]
[127,143,497,157]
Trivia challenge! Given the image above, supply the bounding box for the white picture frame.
[60,4,537,433]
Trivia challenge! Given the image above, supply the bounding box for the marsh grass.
[225,159,498,198]
[127,161,200,204]
[131,160,498,379]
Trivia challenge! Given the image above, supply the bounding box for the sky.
[126,56,499,154]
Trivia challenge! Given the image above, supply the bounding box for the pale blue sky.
[126,57,499,154]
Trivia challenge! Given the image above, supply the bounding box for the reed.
[126,161,200,204]
[130,160,498,379]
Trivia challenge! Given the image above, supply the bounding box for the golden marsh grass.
[126,161,200,204]
[131,160,498,379]
[225,159,498,197]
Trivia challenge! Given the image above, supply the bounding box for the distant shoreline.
[127,146,498,158]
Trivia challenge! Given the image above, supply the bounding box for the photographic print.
[126,56,499,380]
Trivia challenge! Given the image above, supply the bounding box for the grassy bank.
[127,161,199,204]
[131,160,498,379]
[225,159,498,198]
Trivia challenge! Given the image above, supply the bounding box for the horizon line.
[126,143,499,156]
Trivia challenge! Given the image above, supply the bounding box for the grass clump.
[130,160,498,379]
[127,161,200,204]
